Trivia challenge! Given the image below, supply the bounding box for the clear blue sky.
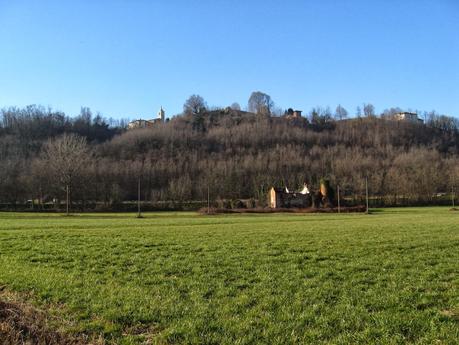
[0,0,458,120]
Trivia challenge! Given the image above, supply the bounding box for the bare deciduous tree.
[183,95,207,116]
[42,133,90,215]
[248,91,274,115]
[363,103,375,117]
[230,102,241,111]
[335,104,348,120]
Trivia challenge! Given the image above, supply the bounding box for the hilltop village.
[127,106,425,130]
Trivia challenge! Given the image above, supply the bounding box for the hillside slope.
[0,108,458,208]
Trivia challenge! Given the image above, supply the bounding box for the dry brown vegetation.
[198,205,367,215]
[0,290,100,345]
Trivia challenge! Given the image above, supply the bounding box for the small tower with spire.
[158,106,165,122]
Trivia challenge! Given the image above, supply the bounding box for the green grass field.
[0,208,458,344]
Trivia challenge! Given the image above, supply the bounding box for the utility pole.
[66,184,70,216]
[137,177,142,218]
[137,158,145,218]
[337,185,341,213]
[452,185,456,208]
[207,185,210,214]
[365,177,369,214]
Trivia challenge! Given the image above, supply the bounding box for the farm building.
[269,184,312,208]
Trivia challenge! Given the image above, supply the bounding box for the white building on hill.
[392,112,423,124]
[127,107,166,129]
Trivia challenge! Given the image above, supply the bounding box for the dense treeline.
[0,104,458,210]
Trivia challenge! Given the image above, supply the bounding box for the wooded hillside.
[0,105,458,210]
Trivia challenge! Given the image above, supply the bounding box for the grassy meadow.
[0,208,458,344]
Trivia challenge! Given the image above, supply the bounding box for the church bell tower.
[158,106,165,122]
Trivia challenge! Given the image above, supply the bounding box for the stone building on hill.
[285,108,303,119]
[127,106,166,129]
[127,119,154,129]
[392,112,423,124]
